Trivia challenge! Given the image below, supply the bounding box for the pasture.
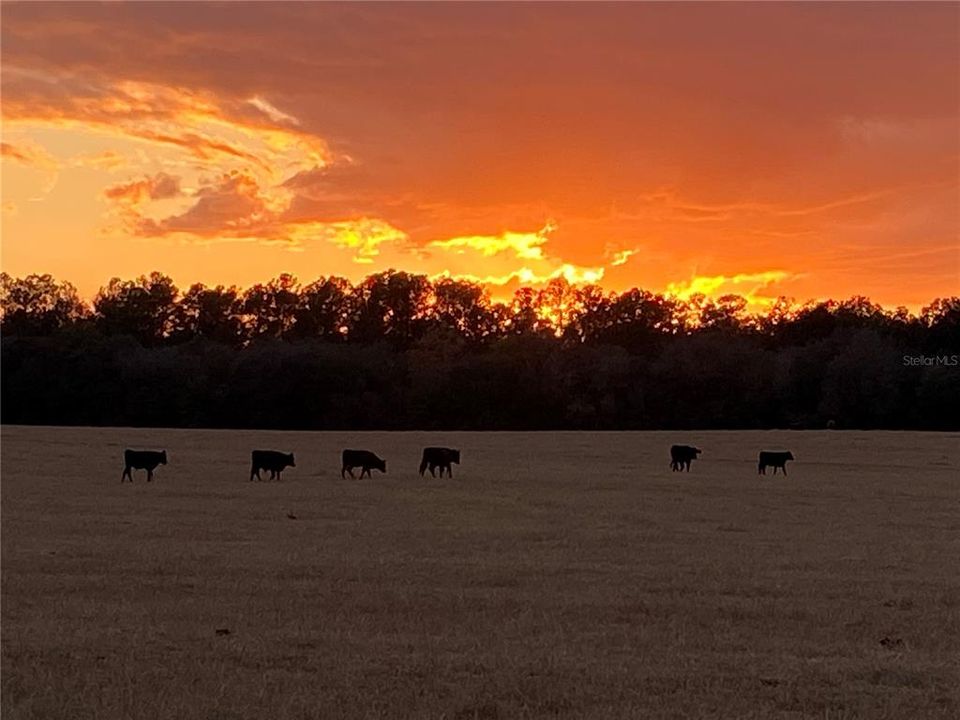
[2,427,959,719]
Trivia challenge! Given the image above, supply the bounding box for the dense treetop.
[2,271,957,430]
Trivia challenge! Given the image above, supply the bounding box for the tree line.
[2,271,957,430]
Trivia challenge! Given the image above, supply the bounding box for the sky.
[2,2,958,310]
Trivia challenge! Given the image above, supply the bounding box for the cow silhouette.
[670,445,701,472]
[758,451,794,475]
[341,449,386,478]
[419,447,461,478]
[122,449,167,482]
[250,450,295,481]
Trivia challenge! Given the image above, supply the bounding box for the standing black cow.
[122,449,167,482]
[250,450,295,481]
[670,445,701,472]
[342,449,386,478]
[758,451,794,475]
[420,447,461,478]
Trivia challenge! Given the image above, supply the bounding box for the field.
[2,427,959,719]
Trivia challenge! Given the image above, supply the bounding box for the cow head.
[786,451,795,461]
[378,458,387,473]
[160,450,168,465]
[694,448,702,456]
[451,449,461,464]
[287,453,296,467]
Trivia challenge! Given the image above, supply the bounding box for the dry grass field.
[2,426,959,719]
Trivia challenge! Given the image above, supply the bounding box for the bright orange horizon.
[2,3,958,310]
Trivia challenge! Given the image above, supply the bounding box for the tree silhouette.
[171,283,244,344]
[430,278,499,343]
[242,274,299,340]
[93,272,178,345]
[292,276,352,341]
[0,273,87,335]
[505,287,544,335]
[350,270,431,346]
[1,270,956,430]
[699,294,748,332]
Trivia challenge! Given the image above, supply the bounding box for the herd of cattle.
[669,445,794,474]
[121,445,793,482]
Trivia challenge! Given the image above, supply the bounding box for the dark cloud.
[138,172,273,237]
[104,172,181,203]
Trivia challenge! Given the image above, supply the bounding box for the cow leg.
[429,464,436,478]
[782,465,787,476]
[759,465,764,475]
[122,467,131,483]
[276,470,282,481]
[447,465,453,479]
[147,468,153,482]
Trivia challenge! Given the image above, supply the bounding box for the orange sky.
[2,2,958,310]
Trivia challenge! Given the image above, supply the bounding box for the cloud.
[2,73,331,184]
[1,140,60,196]
[137,171,273,236]
[248,96,300,126]
[418,221,606,296]
[314,218,407,261]
[1,140,57,171]
[104,172,181,205]
[428,222,554,261]
[610,249,636,266]
[432,264,605,302]
[666,271,796,308]
[70,149,128,171]
[130,169,408,263]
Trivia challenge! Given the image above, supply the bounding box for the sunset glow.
[2,3,957,309]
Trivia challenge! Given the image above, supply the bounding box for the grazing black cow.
[758,451,794,475]
[250,450,295,481]
[420,447,461,478]
[122,449,166,483]
[670,445,701,472]
[342,449,386,478]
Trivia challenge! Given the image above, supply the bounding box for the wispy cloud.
[104,172,181,205]
[428,221,556,261]
[666,270,796,308]
[2,74,330,184]
[610,248,637,266]
[248,96,300,126]
[1,140,60,197]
